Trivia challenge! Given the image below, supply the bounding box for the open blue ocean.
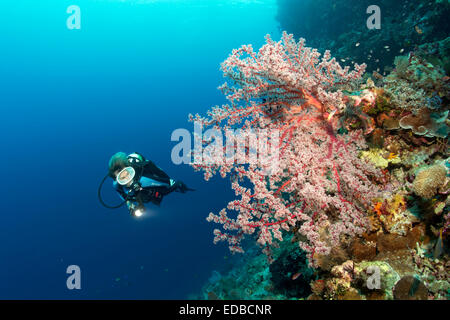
[0,0,279,299]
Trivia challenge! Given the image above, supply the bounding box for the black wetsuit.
[114,153,190,206]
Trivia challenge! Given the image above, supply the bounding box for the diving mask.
[116,166,136,186]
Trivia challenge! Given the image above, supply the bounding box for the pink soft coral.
[190,32,382,267]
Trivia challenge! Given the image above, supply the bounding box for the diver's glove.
[127,201,137,215]
[126,201,135,213]
[131,181,142,192]
[126,201,145,217]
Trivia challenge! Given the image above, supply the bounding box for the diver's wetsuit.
[113,153,190,206]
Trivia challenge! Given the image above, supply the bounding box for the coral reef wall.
[276,0,450,73]
[191,2,450,301]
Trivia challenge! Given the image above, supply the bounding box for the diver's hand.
[131,182,142,192]
[126,201,136,214]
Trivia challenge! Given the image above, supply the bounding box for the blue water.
[0,0,279,299]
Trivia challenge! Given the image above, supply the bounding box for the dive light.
[129,202,145,218]
[133,208,144,217]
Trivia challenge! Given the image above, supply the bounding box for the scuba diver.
[98,152,194,217]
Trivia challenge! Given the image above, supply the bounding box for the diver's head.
[108,152,129,178]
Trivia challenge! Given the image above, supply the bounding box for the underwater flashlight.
[134,208,144,217]
[132,203,145,218]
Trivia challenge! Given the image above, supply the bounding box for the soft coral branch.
[192,32,380,267]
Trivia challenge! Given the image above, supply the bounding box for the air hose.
[97,174,127,209]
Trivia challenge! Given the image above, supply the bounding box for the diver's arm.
[160,179,192,195]
[142,160,171,184]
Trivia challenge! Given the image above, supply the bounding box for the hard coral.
[315,245,350,272]
[378,192,419,236]
[385,53,450,111]
[354,261,400,300]
[393,276,428,300]
[412,164,447,199]
[320,260,356,299]
[375,225,425,253]
[360,148,401,169]
[399,107,449,138]
[351,239,377,263]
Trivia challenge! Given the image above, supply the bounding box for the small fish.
[372,71,383,79]
[415,25,423,34]
[355,43,360,47]
[373,202,383,216]
[292,272,302,280]
[341,59,346,63]
[387,153,398,160]
[327,109,337,121]
[384,45,390,49]
[400,48,405,53]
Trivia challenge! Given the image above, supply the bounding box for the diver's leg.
[170,180,195,193]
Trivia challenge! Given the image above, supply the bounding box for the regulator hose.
[97,174,127,209]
